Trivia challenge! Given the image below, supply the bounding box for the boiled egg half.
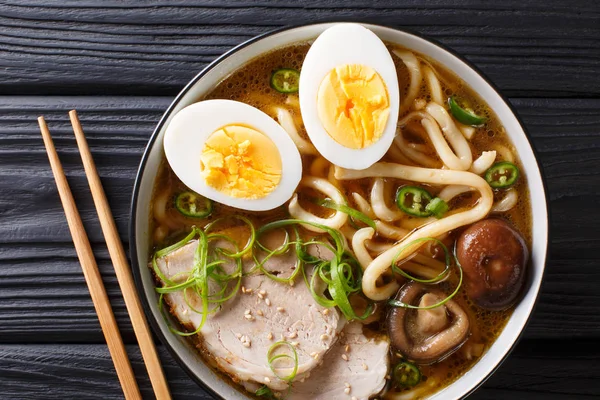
[299,23,400,170]
[164,100,302,211]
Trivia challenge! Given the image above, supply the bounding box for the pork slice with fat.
[286,322,390,400]
[153,238,343,391]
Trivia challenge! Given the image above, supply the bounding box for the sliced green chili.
[393,361,421,388]
[448,96,488,126]
[396,186,433,217]
[396,186,448,219]
[425,197,449,219]
[485,161,520,189]
[175,191,213,218]
[314,198,376,230]
[270,68,300,93]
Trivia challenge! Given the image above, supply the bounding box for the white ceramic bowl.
[130,23,549,400]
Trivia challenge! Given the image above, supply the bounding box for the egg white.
[163,100,302,211]
[299,23,400,170]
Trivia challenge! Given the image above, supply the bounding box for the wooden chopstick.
[38,116,142,400]
[69,110,172,400]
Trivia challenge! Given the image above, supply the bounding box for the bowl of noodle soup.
[130,23,549,400]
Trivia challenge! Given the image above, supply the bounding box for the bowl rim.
[129,21,550,400]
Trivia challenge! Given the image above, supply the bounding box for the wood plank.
[1,96,597,250]
[0,1,598,97]
[2,253,599,343]
[0,340,597,399]
[0,96,598,342]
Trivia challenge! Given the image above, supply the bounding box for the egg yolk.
[317,64,390,149]
[200,125,282,199]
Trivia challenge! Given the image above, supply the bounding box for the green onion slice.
[389,237,463,310]
[393,361,421,388]
[256,219,373,321]
[255,385,276,399]
[448,96,488,126]
[267,341,299,382]
[484,161,520,189]
[204,215,256,258]
[391,237,451,284]
[314,198,376,229]
[153,217,374,335]
[153,226,243,336]
[425,197,449,219]
[175,191,213,218]
[270,68,300,93]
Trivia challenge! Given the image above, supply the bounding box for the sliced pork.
[287,322,390,400]
[153,238,343,391]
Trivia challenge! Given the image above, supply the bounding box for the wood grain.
[0,96,598,343]
[69,110,171,399]
[0,1,598,97]
[0,341,598,399]
[38,116,141,399]
[1,4,599,397]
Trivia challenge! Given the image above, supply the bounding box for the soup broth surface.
[150,42,531,399]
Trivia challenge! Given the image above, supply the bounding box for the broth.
[149,42,531,399]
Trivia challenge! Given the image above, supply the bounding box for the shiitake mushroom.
[387,282,470,365]
[456,218,528,311]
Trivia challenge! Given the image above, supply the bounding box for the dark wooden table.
[1,1,599,399]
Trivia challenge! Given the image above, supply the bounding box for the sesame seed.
[244,309,251,315]
[322,309,330,315]
[182,308,188,315]
[259,290,266,295]
[341,354,349,361]
[267,332,273,340]
[242,342,251,348]
[288,331,298,339]
[277,307,285,312]
[344,387,350,394]
[257,309,264,316]
[289,280,295,286]
[362,363,368,370]
[265,298,271,306]
[345,382,351,388]
[352,397,358,400]
[246,288,253,294]
[312,353,319,360]
[244,314,254,320]
[310,352,317,357]
[320,334,328,341]
[345,344,350,352]
[264,377,271,383]
[241,286,246,293]
[291,341,299,347]
[235,333,242,339]
[257,292,264,299]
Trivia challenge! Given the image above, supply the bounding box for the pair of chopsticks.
[39,111,171,400]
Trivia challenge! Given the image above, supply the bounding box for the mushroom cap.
[456,218,529,310]
[387,282,470,365]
